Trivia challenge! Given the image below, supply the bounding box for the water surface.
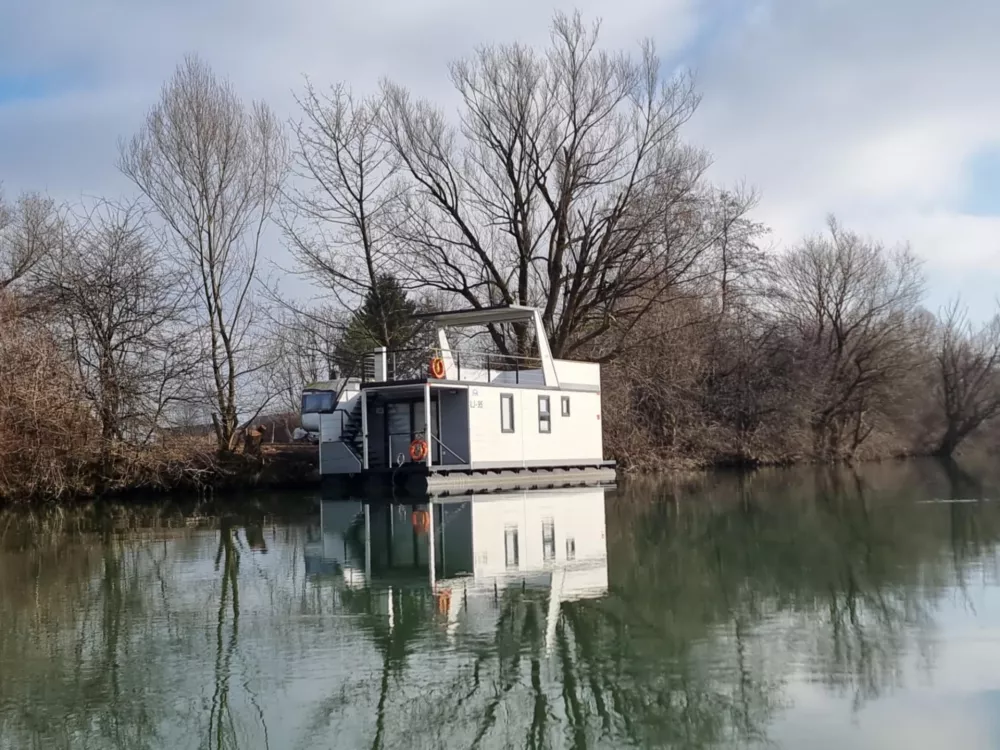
[3,460,1000,749]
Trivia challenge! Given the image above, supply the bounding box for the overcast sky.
[2,0,998,317]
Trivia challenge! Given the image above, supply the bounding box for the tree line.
[1,11,997,499]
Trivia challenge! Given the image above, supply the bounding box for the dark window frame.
[500,393,515,433]
[504,525,520,568]
[538,395,551,433]
[542,519,555,561]
[301,391,336,414]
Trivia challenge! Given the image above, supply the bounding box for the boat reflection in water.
[305,487,608,643]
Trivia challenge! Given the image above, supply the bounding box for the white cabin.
[305,487,610,641]
[300,378,361,435]
[316,305,615,493]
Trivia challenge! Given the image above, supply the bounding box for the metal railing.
[366,348,544,385]
[388,431,419,466]
[362,353,376,382]
[385,430,467,467]
[429,432,468,465]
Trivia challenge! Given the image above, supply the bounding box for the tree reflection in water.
[1,460,1000,749]
[208,519,241,750]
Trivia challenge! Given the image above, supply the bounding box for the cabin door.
[412,398,440,464]
[385,398,440,465]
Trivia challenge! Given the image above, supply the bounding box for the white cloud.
[0,0,697,304]
[2,0,999,312]
[1,0,697,196]
[689,0,1000,312]
[775,688,1000,750]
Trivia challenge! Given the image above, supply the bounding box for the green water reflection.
[2,460,1000,749]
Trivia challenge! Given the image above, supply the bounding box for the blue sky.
[964,149,1000,218]
[1,0,998,318]
[0,74,63,104]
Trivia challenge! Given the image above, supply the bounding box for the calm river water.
[3,460,1000,749]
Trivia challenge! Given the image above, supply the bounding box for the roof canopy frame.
[419,305,560,387]
[413,304,540,328]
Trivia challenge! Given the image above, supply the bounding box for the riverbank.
[0,440,321,508]
[3,431,996,509]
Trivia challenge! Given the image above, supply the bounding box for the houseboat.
[313,305,616,495]
[305,487,610,644]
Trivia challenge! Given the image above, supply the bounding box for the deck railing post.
[372,347,388,383]
[364,504,371,580]
[424,383,433,468]
[427,502,437,590]
[361,390,369,470]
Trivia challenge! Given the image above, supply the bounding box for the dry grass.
[0,297,95,499]
[0,295,315,504]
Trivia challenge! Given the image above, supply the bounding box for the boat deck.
[323,462,617,498]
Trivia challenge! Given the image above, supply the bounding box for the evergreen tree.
[335,274,428,376]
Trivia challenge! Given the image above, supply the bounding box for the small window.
[561,396,571,417]
[538,395,551,433]
[501,393,515,433]
[565,537,576,561]
[542,519,555,561]
[504,526,520,568]
[301,391,335,413]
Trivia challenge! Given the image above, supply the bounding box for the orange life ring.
[409,438,428,462]
[411,509,430,534]
[429,357,446,379]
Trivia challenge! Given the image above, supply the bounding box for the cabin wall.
[552,360,601,389]
[466,386,604,467]
[437,390,470,465]
[318,412,339,443]
[440,366,546,386]
[487,369,545,386]
[318,393,364,474]
[468,488,607,577]
[318,441,362,475]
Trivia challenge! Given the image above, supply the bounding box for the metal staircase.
[339,401,364,458]
[337,399,387,468]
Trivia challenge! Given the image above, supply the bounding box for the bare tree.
[44,201,196,475]
[283,83,400,316]
[770,217,924,459]
[0,189,62,293]
[281,83,428,381]
[932,300,1000,456]
[289,12,760,360]
[0,294,93,499]
[266,305,345,415]
[119,55,288,451]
